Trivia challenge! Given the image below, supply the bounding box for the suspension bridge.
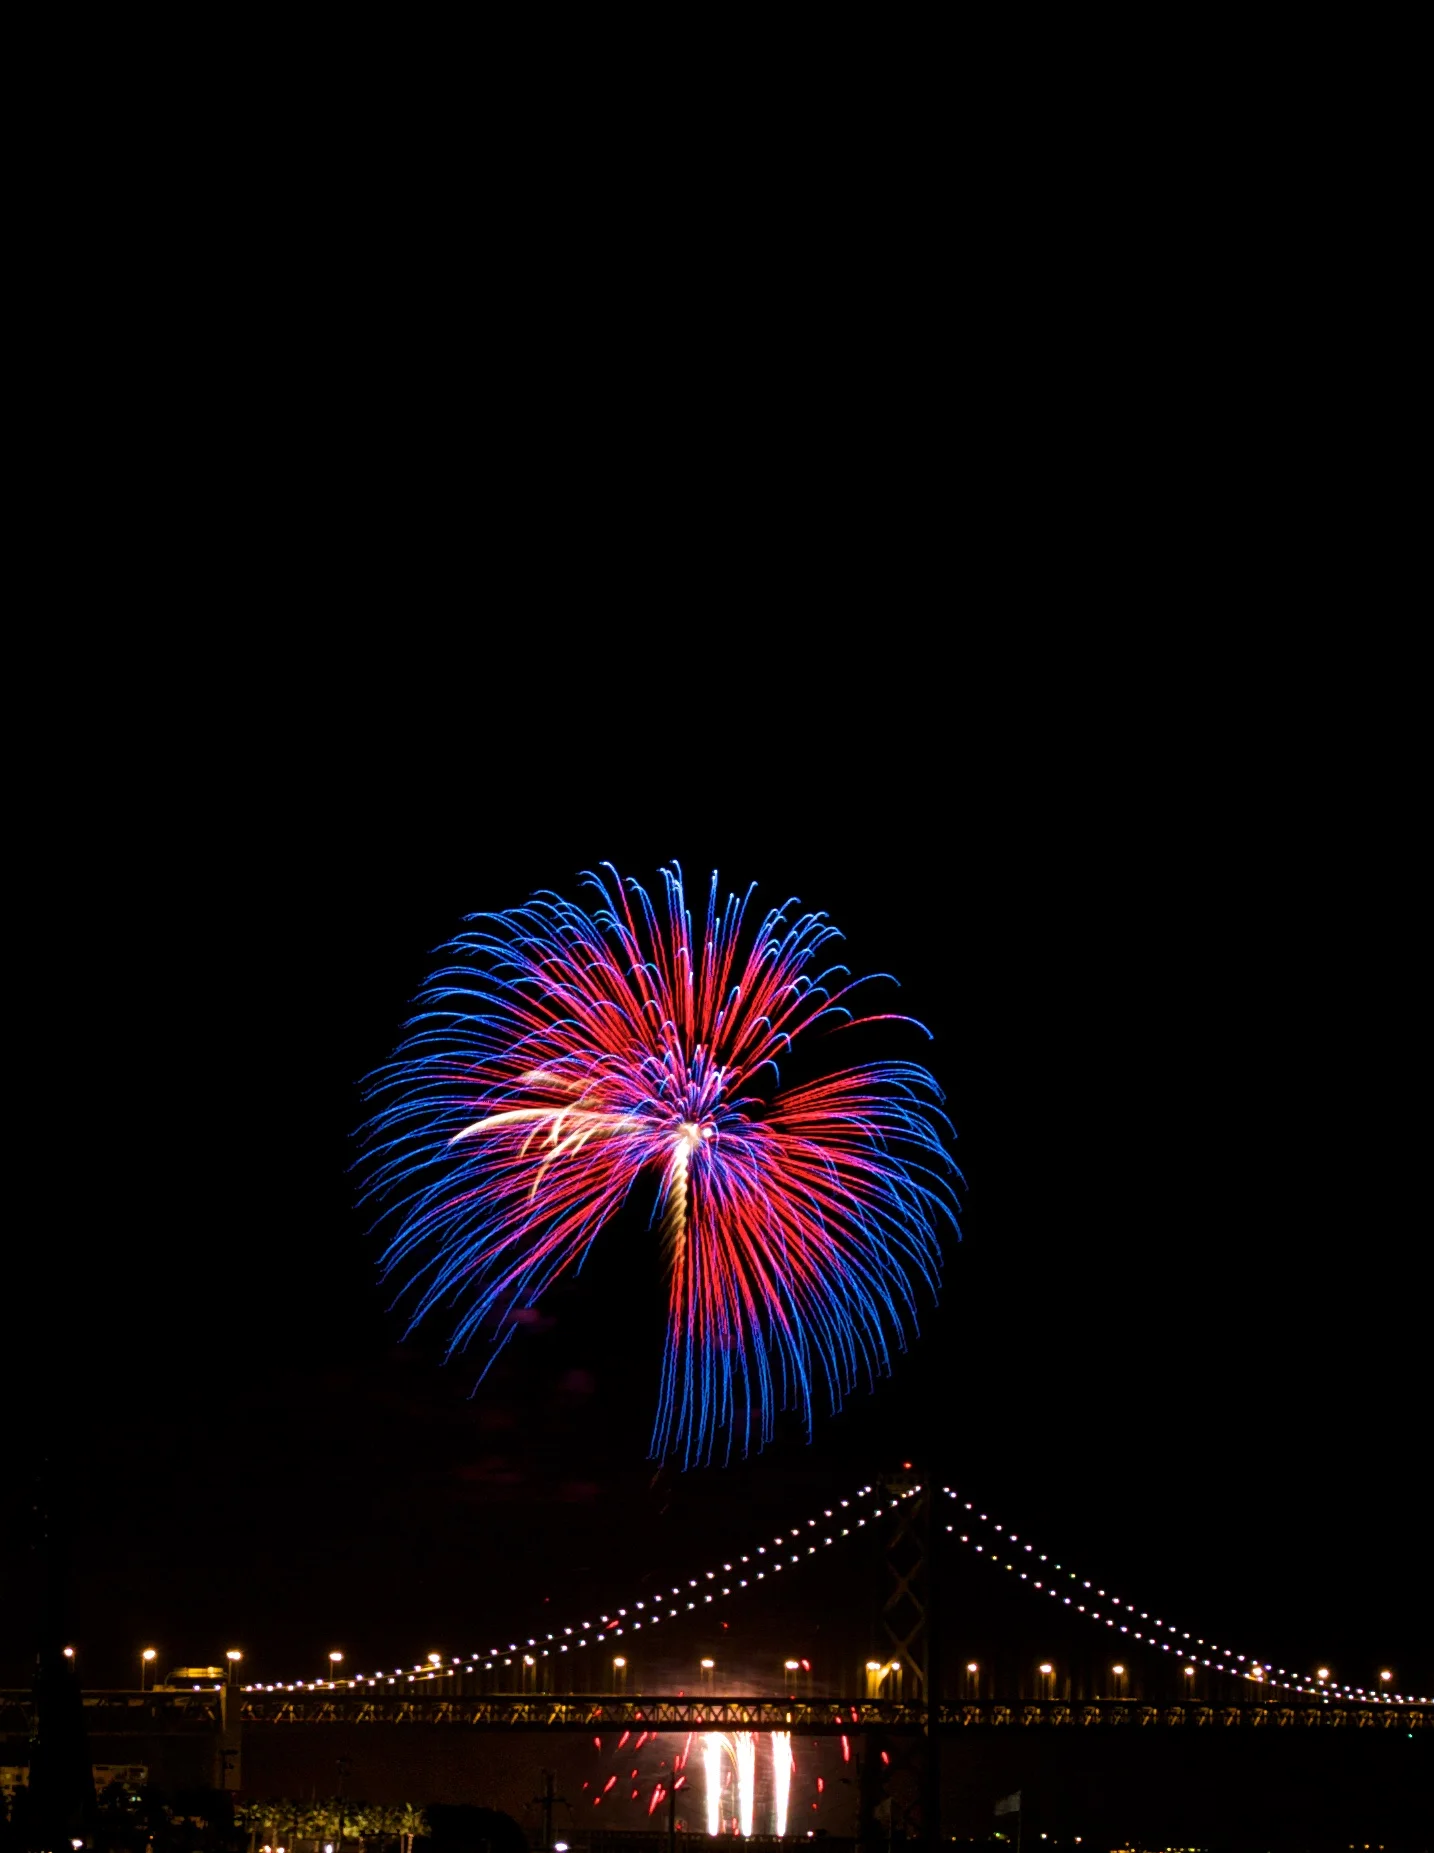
[7,1472,1427,1841]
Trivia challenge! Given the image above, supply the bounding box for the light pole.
[1110,1663,1127,1701]
[226,1651,242,1686]
[141,1649,157,1692]
[965,1660,979,1697]
[1037,1662,1054,1700]
[700,1658,715,1699]
[328,1651,343,1685]
[611,1656,627,1695]
[1183,1665,1197,1704]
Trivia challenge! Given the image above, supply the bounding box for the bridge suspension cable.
[244,1480,912,1694]
[940,1488,1429,1707]
[242,1475,1426,1709]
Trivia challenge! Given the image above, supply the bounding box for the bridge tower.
[880,1463,934,1702]
[876,1463,941,1844]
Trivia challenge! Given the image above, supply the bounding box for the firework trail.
[734,1732,756,1837]
[703,1734,723,1836]
[771,1732,793,1837]
[361,863,959,1466]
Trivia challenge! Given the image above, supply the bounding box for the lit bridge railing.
[236,1692,1430,1732]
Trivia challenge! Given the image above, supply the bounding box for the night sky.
[12,705,1428,1709]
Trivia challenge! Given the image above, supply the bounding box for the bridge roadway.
[2,1690,1427,1735]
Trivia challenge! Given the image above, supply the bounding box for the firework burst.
[360,863,959,1466]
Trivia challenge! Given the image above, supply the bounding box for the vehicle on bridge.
[157,1666,227,1690]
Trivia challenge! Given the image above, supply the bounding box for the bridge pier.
[217,1684,243,1794]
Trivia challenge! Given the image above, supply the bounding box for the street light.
[428,1654,442,1668]
[1111,1663,1127,1699]
[612,1655,627,1695]
[141,1649,157,1691]
[328,1652,343,1683]
[63,1648,74,1661]
[1316,1667,1330,1681]
[1379,1669,1394,1684]
[226,1651,242,1686]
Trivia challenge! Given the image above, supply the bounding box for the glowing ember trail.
[703,1735,722,1836]
[771,1731,793,1836]
[734,1732,756,1837]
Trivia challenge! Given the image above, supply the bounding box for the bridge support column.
[216,1685,242,1794]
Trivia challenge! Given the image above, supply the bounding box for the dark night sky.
[11,678,1428,1706]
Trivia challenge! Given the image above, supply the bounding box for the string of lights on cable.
[241,1478,1424,1706]
[940,1488,1428,1707]
[242,1482,912,1693]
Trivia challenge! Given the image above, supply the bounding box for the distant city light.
[63,1648,74,1660]
[428,1654,442,1666]
[1380,1670,1393,1682]
[1317,1667,1330,1680]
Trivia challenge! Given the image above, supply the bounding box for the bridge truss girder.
[1,1692,1425,1736]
